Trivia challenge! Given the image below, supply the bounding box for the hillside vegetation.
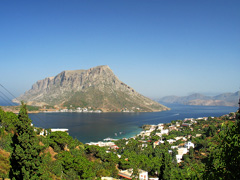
[0,103,239,179]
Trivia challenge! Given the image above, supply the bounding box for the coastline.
[29,104,238,144]
[91,112,236,144]
[0,107,169,114]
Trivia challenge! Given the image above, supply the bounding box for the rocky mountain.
[158,91,240,107]
[15,65,169,112]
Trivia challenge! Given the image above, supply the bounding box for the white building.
[161,129,169,135]
[50,128,69,135]
[176,147,188,163]
[178,147,188,155]
[175,122,180,127]
[39,130,45,136]
[139,170,148,180]
[76,107,82,112]
[184,141,195,149]
[86,141,115,147]
[51,128,69,132]
[153,140,164,148]
[157,123,164,130]
[60,109,68,112]
[176,154,183,163]
[118,169,148,180]
[82,108,88,112]
[101,177,119,180]
[175,136,184,141]
[167,139,176,144]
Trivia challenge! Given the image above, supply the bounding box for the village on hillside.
[1,100,239,179]
[35,111,237,180]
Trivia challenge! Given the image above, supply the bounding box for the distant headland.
[157,91,240,107]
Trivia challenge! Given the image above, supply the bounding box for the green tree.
[49,131,73,152]
[189,147,194,159]
[9,102,46,180]
[57,151,95,179]
[204,114,240,179]
[206,125,216,137]
[0,109,18,132]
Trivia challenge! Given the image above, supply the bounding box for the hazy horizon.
[0,1,239,99]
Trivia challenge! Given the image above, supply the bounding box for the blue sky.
[0,0,239,99]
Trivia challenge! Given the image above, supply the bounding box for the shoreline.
[0,107,169,114]
[87,112,233,145]
[29,104,237,144]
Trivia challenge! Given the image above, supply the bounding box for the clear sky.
[0,0,239,99]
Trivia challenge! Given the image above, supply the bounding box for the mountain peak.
[15,65,168,112]
[59,65,111,75]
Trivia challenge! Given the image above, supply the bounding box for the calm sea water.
[29,103,238,143]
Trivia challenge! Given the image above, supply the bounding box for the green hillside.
[1,103,239,179]
[63,86,167,112]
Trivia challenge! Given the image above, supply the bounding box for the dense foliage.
[10,102,45,179]
[0,103,239,179]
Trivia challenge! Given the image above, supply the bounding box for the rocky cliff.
[15,65,169,112]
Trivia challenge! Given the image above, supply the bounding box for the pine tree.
[9,102,44,180]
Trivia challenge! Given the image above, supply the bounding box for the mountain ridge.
[158,91,240,107]
[14,65,169,112]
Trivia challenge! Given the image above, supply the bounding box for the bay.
[29,103,238,144]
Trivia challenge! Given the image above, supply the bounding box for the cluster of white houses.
[35,116,211,180]
[137,123,196,163]
[60,107,102,113]
[87,141,120,150]
[42,107,102,113]
[122,107,141,113]
[35,127,69,136]
[89,117,211,180]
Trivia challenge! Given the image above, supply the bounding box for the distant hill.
[14,65,169,112]
[158,91,240,107]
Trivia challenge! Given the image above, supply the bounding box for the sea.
[26,103,238,144]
